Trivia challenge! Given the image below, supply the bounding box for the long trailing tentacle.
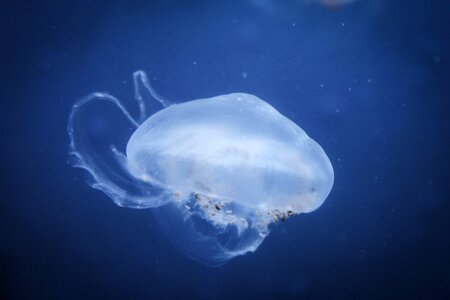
[68,92,140,135]
[133,70,171,123]
[67,73,171,209]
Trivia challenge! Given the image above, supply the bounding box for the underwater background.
[1,0,449,299]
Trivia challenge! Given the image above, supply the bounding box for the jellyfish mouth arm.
[133,70,172,122]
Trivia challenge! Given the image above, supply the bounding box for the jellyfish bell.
[68,71,334,266]
[127,93,333,215]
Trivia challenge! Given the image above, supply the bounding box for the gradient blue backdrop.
[1,0,449,299]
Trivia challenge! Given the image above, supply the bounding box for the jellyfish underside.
[68,71,334,266]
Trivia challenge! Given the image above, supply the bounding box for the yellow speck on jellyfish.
[67,70,334,266]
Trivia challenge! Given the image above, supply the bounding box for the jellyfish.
[68,71,334,266]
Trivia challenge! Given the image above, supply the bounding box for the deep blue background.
[1,0,449,299]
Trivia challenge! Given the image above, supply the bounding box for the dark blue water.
[1,1,449,299]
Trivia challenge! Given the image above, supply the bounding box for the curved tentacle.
[67,91,169,209]
[133,70,172,123]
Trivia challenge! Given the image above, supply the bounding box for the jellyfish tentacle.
[133,70,171,122]
[68,92,170,209]
[69,92,140,129]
